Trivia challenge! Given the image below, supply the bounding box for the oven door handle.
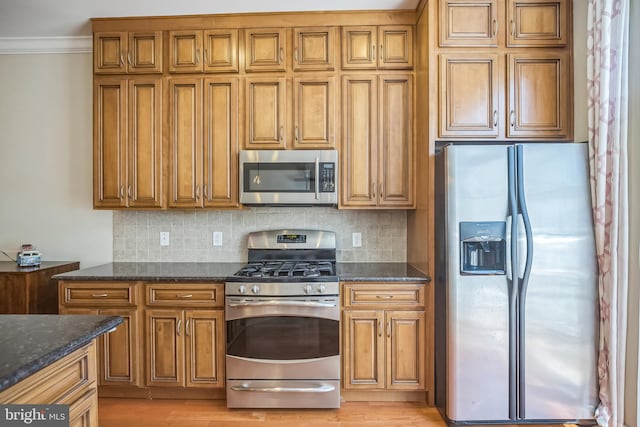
[227,300,337,308]
[315,156,320,200]
[230,384,335,393]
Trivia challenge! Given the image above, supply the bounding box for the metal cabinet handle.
[378,320,382,337]
[120,54,125,66]
[92,293,108,297]
[295,125,299,142]
[119,185,124,200]
[511,20,515,36]
[372,182,376,198]
[179,294,193,298]
[380,183,384,199]
[493,19,498,37]
[387,320,391,337]
[204,185,209,200]
[376,295,394,299]
[279,47,284,62]
[510,110,516,127]
[196,49,200,64]
[493,110,498,127]
[195,185,201,200]
[279,126,284,143]
[127,185,132,199]
[176,319,182,336]
[372,44,376,60]
[127,52,132,65]
[204,49,208,65]
[294,48,298,62]
[185,320,191,336]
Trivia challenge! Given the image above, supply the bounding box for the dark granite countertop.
[336,263,429,282]
[0,261,79,274]
[0,315,123,392]
[54,262,429,283]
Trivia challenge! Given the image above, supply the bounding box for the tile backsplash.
[113,208,407,263]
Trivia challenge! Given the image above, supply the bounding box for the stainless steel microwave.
[239,150,338,206]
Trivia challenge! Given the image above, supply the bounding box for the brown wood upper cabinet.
[94,31,163,74]
[341,74,414,208]
[169,77,239,208]
[169,30,239,73]
[245,28,287,72]
[341,25,414,70]
[293,27,337,71]
[94,77,163,208]
[439,0,568,47]
[245,76,287,149]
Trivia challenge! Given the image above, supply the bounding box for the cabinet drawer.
[146,283,224,307]
[0,342,96,404]
[61,282,137,306]
[343,284,425,308]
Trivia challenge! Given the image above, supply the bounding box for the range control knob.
[251,285,261,294]
[238,285,247,295]
[304,284,313,294]
[318,285,326,294]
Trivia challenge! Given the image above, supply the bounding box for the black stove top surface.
[229,260,337,282]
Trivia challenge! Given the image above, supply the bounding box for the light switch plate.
[160,232,170,246]
[352,232,362,248]
[213,231,223,247]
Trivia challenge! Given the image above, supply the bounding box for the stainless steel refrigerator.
[434,142,598,424]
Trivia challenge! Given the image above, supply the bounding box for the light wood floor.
[98,398,447,427]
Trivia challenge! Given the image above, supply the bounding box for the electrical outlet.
[160,232,170,246]
[213,231,223,247]
[352,232,362,248]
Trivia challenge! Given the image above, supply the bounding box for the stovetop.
[229,260,337,282]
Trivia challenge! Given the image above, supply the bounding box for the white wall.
[0,53,112,268]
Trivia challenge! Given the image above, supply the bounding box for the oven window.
[243,163,316,193]
[226,316,339,360]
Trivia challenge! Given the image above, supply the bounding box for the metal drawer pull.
[228,300,336,308]
[179,294,193,298]
[185,320,190,336]
[378,320,382,337]
[107,327,117,333]
[176,319,182,336]
[231,384,335,393]
[376,295,394,299]
[92,293,108,297]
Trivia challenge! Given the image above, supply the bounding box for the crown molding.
[0,36,92,54]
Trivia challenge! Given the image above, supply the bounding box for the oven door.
[225,296,340,379]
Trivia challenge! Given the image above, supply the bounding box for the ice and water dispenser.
[460,222,506,275]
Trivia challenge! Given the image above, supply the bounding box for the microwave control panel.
[319,163,336,192]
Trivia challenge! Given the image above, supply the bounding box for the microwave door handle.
[315,157,320,200]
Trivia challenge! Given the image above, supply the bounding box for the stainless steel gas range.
[225,229,340,409]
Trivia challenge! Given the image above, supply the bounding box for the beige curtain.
[587,0,630,426]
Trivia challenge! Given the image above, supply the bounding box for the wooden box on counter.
[0,261,80,314]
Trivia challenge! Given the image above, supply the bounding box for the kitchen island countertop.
[0,315,123,392]
[53,262,429,283]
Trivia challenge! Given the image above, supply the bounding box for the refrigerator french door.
[435,143,598,424]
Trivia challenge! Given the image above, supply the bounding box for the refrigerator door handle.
[506,215,513,281]
[516,213,528,279]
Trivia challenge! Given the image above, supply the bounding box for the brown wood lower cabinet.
[342,283,426,394]
[0,342,98,426]
[146,309,225,388]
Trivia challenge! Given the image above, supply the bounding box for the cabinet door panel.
[128,78,163,208]
[341,76,377,207]
[169,31,203,73]
[439,54,500,137]
[378,25,413,69]
[343,310,385,389]
[386,311,425,390]
[98,309,140,386]
[128,32,163,73]
[379,74,413,207]
[293,27,336,71]
[293,77,335,148]
[94,32,127,74]
[341,27,377,69]
[245,77,286,149]
[245,29,286,72]
[508,53,569,138]
[203,78,239,207]
[169,78,203,207]
[204,29,239,73]
[146,310,184,386]
[508,0,567,46]
[94,79,127,208]
[439,0,498,46]
[186,310,225,387]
